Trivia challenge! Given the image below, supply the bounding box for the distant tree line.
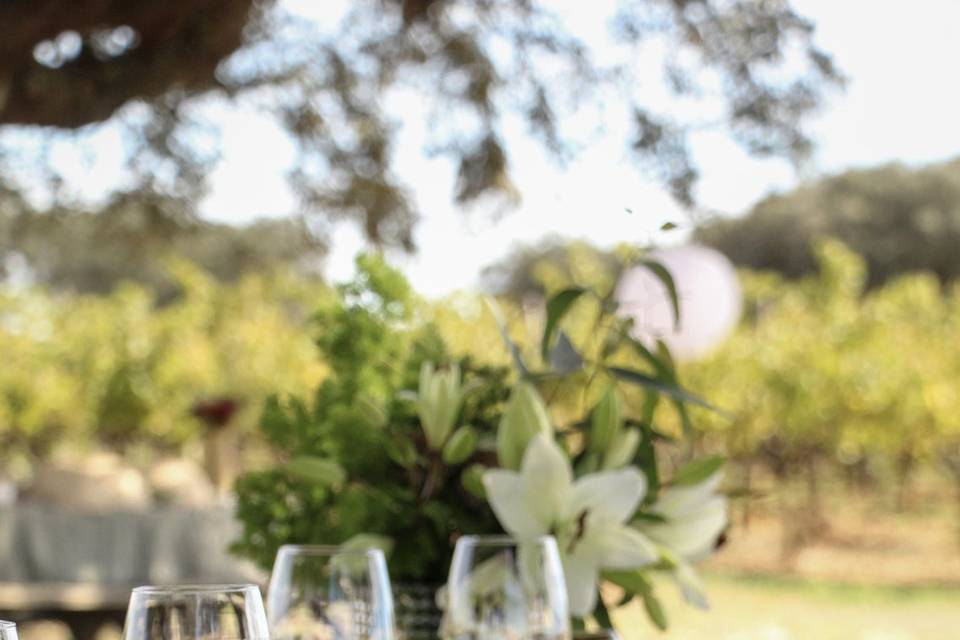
[0,186,325,296]
[696,157,960,287]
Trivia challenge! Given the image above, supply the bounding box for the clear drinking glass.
[442,536,570,640]
[122,584,269,640]
[266,545,395,640]
[0,621,18,640]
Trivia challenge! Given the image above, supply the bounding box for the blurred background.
[0,0,959,638]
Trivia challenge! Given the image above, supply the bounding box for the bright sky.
[306,0,960,296]
[10,0,960,298]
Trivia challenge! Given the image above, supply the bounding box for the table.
[0,504,265,639]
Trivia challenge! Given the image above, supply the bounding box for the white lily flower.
[639,471,728,609]
[483,434,658,616]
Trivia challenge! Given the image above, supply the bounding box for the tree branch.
[0,0,257,127]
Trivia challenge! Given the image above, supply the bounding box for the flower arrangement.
[233,254,728,632]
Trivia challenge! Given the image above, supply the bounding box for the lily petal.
[654,471,724,519]
[483,470,549,537]
[568,468,646,523]
[520,434,572,528]
[562,552,600,617]
[644,495,727,560]
[582,521,659,569]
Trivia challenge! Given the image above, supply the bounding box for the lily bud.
[602,427,640,469]
[442,425,478,465]
[590,386,623,454]
[496,381,552,469]
[415,362,475,450]
[461,463,488,499]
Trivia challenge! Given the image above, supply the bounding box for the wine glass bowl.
[0,620,18,640]
[443,536,570,640]
[122,584,269,640]
[267,545,395,640]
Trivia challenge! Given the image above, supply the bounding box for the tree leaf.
[639,259,680,330]
[286,456,346,488]
[672,455,726,486]
[540,287,587,361]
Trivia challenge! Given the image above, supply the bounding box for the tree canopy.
[0,0,841,250]
[695,157,960,287]
[0,184,325,294]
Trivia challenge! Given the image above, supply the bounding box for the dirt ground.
[611,475,960,639]
[706,473,960,587]
[615,575,960,639]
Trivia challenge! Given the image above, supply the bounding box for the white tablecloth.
[0,504,263,585]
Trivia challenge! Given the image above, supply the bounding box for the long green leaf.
[485,298,529,377]
[603,571,668,630]
[672,455,726,486]
[592,596,613,630]
[642,590,669,631]
[540,287,586,361]
[607,366,729,416]
[603,570,653,596]
[639,259,680,330]
[631,339,672,379]
[631,339,696,438]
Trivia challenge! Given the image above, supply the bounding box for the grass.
[613,574,960,640]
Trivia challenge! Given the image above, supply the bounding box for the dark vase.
[393,583,444,640]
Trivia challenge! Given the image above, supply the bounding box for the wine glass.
[267,545,395,640]
[0,621,18,640]
[442,535,570,640]
[122,584,269,640]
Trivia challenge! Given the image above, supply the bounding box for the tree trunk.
[739,458,754,530]
[895,450,916,512]
[944,454,960,549]
[805,455,821,518]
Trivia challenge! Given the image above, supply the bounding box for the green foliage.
[233,250,725,638]
[0,262,325,474]
[232,255,513,581]
[683,239,960,478]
